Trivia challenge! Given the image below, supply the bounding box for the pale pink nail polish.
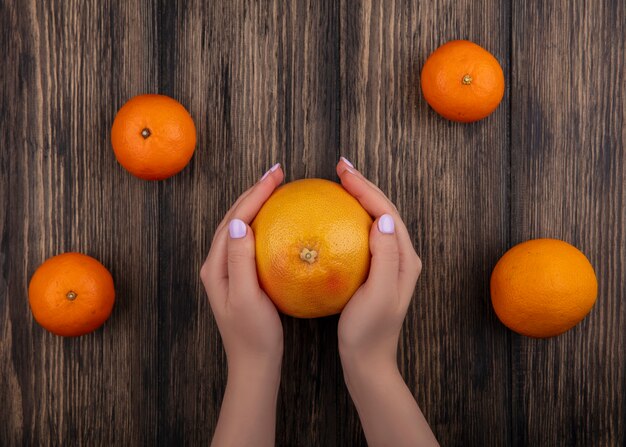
[340,156,354,168]
[228,219,247,239]
[378,214,395,234]
[260,162,280,181]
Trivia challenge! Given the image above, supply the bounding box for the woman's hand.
[336,157,438,447]
[336,157,422,367]
[200,163,284,447]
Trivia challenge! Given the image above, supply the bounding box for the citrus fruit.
[28,253,115,337]
[420,40,505,122]
[251,178,373,318]
[490,239,597,338]
[111,94,197,180]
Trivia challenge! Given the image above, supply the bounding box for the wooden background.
[1,0,624,445]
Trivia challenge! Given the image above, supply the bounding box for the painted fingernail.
[260,163,281,181]
[228,219,247,239]
[340,156,354,168]
[378,214,395,234]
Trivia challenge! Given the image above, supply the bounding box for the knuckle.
[413,255,423,275]
[199,262,211,283]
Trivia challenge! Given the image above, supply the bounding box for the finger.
[338,167,421,298]
[212,189,253,243]
[338,167,411,248]
[212,164,284,243]
[203,226,229,282]
[337,156,355,176]
[226,218,260,301]
[336,158,391,202]
[204,163,283,289]
[398,253,422,311]
[201,226,229,310]
[362,214,400,306]
[227,166,284,225]
[205,161,281,278]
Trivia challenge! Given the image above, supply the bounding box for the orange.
[420,40,505,122]
[490,239,597,338]
[28,253,115,337]
[111,94,196,180]
[251,179,373,318]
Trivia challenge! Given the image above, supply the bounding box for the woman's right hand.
[200,163,285,447]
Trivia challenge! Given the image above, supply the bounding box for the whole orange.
[490,239,597,338]
[420,40,505,122]
[28,253,115,337]
[251,179,373,318]
[111,94,197,180]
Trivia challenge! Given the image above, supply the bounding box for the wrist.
[227,351,283,390]
[339,340,397,372]
[340,349,399,389]
[214,352,281,447]
[340,353,408,422]
[339,351,438,447]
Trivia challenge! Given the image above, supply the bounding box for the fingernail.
[378,214,395,234]
[228,219,247,239]
[260,163,280,181]
[340,156,354,168]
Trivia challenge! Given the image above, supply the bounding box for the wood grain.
[154,1,343,445]
[511,1,626,445]
[339,1,512,445]
[0,0,160,445]
[0,0,624,445]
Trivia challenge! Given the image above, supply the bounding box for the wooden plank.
[154,1,341,445]
[511,0,626,445]
[2,1,623,445]
[339,1,512,445]
[0,1,159,444]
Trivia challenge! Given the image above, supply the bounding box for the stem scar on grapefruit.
[111,94,197,180]
[28,253,115,337]
[251,178,373,318]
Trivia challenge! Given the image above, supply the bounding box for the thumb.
[227,218,260,298]
[364,214,400,298]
